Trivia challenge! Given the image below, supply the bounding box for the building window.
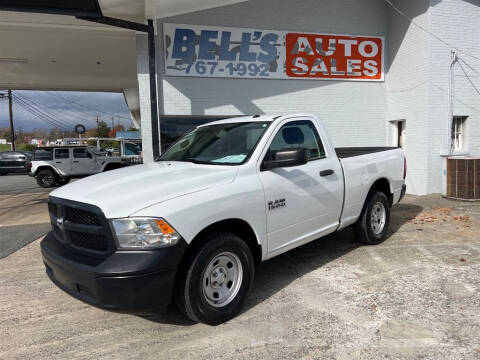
[452,116,467,152]
[159,115,236,152]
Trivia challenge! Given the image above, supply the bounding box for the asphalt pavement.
[0,174,51,258]
[1,194,479,359]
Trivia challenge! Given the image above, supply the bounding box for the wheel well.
[103,163,123,171]
[369,178,393,206]
[35,166,57,176]
[185,219,262,265]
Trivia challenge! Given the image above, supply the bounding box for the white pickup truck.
[41,114,406,325]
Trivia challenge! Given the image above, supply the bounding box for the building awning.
[0,0,102,18]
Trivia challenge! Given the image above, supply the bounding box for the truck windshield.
[160,121,270,165]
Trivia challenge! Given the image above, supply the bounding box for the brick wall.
[385,0,431,195]
[155,0,390,148]
[427,0,480,193]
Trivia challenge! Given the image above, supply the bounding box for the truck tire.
[175,231,254,325]
[36,169,57,188]
[354,191,390,245]
[57,178,71,186]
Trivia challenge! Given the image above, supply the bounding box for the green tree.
[97,121,111,138]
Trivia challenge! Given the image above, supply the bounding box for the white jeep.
[30,146,128,188]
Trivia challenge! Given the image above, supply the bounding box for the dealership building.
[1,0,479,195]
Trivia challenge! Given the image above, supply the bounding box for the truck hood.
[50,162,238,218]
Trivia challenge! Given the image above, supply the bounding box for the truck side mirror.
[262,148,307,171]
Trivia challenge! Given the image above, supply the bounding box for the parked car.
[0,151,31,175]
[30,146,128,188]
[41,114,406,324]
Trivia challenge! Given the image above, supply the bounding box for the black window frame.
[33,148,54,161]
[54,148,70,160]
[73,148,90,159]
[264,119,326,163]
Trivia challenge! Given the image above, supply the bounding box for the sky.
[0,90,132,131]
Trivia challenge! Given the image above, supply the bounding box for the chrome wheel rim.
[202,251,243,308]
[370,201,386,235]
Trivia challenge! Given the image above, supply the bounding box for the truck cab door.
[71,148,95,175]
[53,148,71,175]
[258,119,343,256]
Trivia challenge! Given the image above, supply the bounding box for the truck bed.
[335,147,399,159]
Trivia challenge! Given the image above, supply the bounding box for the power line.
[48,91,131,121]
[384,0,480,62]
[29,91,98,124]
[458,56,479,75]
[457,60,480,96]
[14,93,73,129]
[16,92,88,127]
[13,97,67,130]
[13,96,70,130]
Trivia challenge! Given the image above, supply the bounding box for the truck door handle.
[320,169,334,177]
[56,161,61,163]
[73,161,79,163]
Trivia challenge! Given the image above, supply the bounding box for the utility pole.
[8,90,15,151]
[111,116,114,132]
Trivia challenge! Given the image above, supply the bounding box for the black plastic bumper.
[399,184,407,202]
[41,231,187,313]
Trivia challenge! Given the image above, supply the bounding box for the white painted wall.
[135,0,480,195]
[155,0,390,149]
[385,0,431,195]
[427,0,480,193]
[136,33,154,162]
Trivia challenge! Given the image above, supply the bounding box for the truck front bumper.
[41,231,187,313]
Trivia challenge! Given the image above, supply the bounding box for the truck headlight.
[110,218,181,249]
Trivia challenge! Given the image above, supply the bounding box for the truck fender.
[186,218,263,264]
[33,165,58,177]
[367,177,393,206]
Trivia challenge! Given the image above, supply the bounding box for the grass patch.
[0,144,37,152]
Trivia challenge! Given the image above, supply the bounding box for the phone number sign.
[164,23,384,82]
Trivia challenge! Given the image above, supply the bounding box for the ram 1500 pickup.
[41,114,406,325]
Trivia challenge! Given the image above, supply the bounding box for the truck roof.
[197,114,316,127]
[34,145,90,149]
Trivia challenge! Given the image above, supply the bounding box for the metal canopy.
[0,0,102,17]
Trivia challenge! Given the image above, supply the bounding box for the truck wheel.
[57,178,70,186]
[354,191,390,245]
[175,232,254,325]
[36,170,57,188]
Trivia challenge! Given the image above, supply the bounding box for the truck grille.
[65,207,101,226]
[48,202,57,217]
[69,231,108,252]
[48,198,114,257]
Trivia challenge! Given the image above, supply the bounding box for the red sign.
[285,33,383,81]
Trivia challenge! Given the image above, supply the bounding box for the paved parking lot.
[0,174,51,259]
[0,191,479,359]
